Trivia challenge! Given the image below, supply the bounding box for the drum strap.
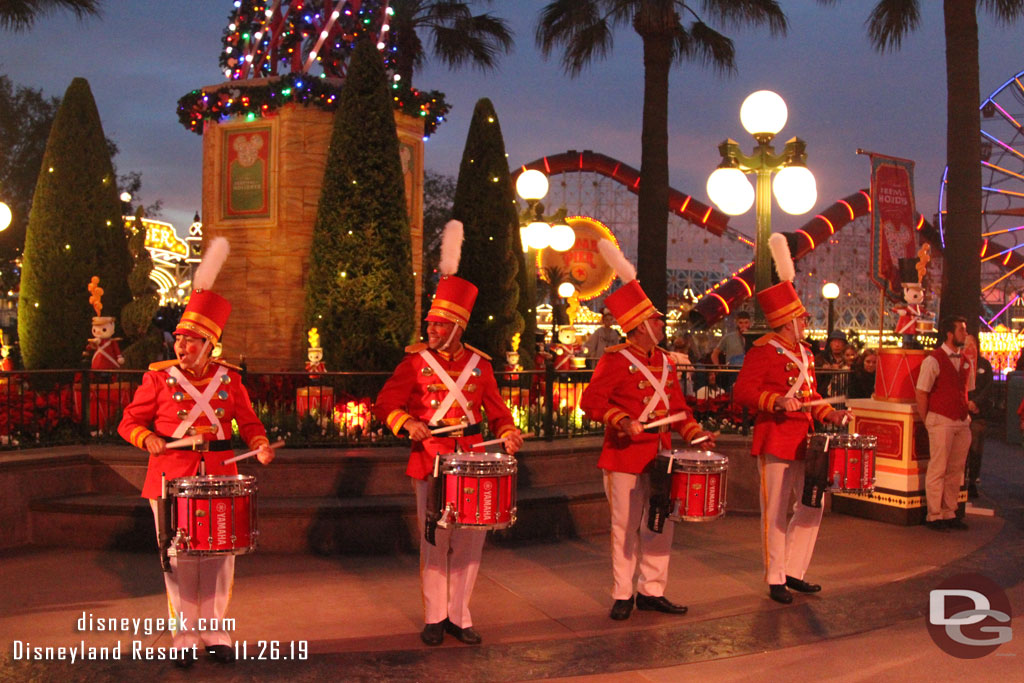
[419,350,480,426]
[769,340,810,399]
[619,349,670,423]
[169,365,229,440]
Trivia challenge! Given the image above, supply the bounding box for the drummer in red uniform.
[733,234,851,605]
[579,240,714,621]
[118,238,273,666]
[373,220,524,647]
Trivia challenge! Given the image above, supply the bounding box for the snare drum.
[654,450,728,522]
[436,452,517,530]
[167,475,258,555]
[806,433,877,495]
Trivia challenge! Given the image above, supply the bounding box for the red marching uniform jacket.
[733,333,835,461]
[118,359,270,498]
[373,343,518,480]
[88,338,123,370]
[579,342,702,474]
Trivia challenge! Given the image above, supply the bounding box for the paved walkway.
[2,437,1022,681]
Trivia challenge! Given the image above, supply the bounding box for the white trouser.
[603,470,675,600]
[757,455,823,586]
[149,500,234,649]
[414,478,486,628]
[923,412,971,521]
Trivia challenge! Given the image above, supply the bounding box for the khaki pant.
[923,413,971,521]
[757,455,823,585]
[603,470,675,600]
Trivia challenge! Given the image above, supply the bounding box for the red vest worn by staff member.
[926,348,970,421]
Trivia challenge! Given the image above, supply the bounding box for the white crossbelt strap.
[94,340,118,367]
[418,350,480,426]
[769,340,810,399]
[619,349,671,423]
[168,365,229,439]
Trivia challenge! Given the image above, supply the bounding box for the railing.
[0,364,883,451]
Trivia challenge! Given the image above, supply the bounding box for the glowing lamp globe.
[548,223,576,252]
[740,90,788,137]
[516,169,549,201]
[557,281,576,298]
[119,191,132,203]
[707,167,754,215]
[0,202,11,232]
[822,282,840,300]
[525,221,551,250]
[772,166,817,215]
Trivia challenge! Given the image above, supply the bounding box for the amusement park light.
[706,167,754,216]
[523,221,552,250]
[516,169,549,202]
[740,90,788,138]
[772,165,817,215]
[119,191,132,203]
[822,282,840,300]
[557,281,576,298]
[548,223,576,252]
[0,202,11,232]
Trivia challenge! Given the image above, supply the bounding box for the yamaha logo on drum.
[214,501,229,546]
[481,480,494,519]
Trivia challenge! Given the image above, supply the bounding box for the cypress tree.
[18,77,131,369]
[451,98,522,360]
[304,40,414,371]
[120,211,162,367]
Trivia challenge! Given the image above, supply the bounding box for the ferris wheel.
[939,68,1024,325]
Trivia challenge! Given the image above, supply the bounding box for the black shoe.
[785,576,822,593]
[967,484,979,500]
[174,648,197,669]
[948,517,969,531]
[421,621,445,646]
[206,644,235,664]
[925,519,950,532]
[769,584,793,604]
[609,597,634,621]
[635,593,688,615]
[444,619,482,645]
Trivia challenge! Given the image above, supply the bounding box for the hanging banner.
[222,126,272,219]
[869,154,917,301]
[538,215,617,301]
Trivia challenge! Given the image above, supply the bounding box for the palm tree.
[835,0,1024,332]
[536,0,786,313]
[0,0,100,32]
[388,0,514,87]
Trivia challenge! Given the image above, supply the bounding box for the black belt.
[430,423,482,437]
[159,434,232,451]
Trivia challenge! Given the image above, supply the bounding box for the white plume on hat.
[193,237,230,291]
[438,220,464,277]
[597,239,636,283]
[768,233,795,283]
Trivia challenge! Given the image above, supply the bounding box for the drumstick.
[642,412,689,431]
[689,435,709,446]
[801,395,847,408]
[469,433,534,448]
[223,439,286,465]
[430,422,468,436]
[164,434,204,450]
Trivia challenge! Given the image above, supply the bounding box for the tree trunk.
[635,24,672,314]
[939,0,982,335]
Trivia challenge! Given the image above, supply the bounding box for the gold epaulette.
[212,358,242,372]
[463,343,492,361]
[148,359,180,371]
[605,342,631,353]
[405,342,428,354]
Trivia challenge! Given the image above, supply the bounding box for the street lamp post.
[706,91,817,331]
[822,282,840,333]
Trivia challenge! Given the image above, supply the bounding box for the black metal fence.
[3,364,974,451]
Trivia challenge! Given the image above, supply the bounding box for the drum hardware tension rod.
[469,433,534,448]
[223,439,286,465]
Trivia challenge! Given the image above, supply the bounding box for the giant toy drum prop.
[654,450,728,522]
[167,475,258,555]
[436,452,517,530]
[874,348,926,402]
[802,434,877,507]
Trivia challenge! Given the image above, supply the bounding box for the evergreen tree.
[120,211,162,368]
[451,98,521,359]
[304,39,414,371]
[18,77,131,369]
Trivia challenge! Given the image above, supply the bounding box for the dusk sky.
[1,2,1021,240]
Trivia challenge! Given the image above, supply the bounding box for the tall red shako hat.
[426,220,477,329]
[176,237,231,343]
[756,233,808,329]
[597,239,661,333]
